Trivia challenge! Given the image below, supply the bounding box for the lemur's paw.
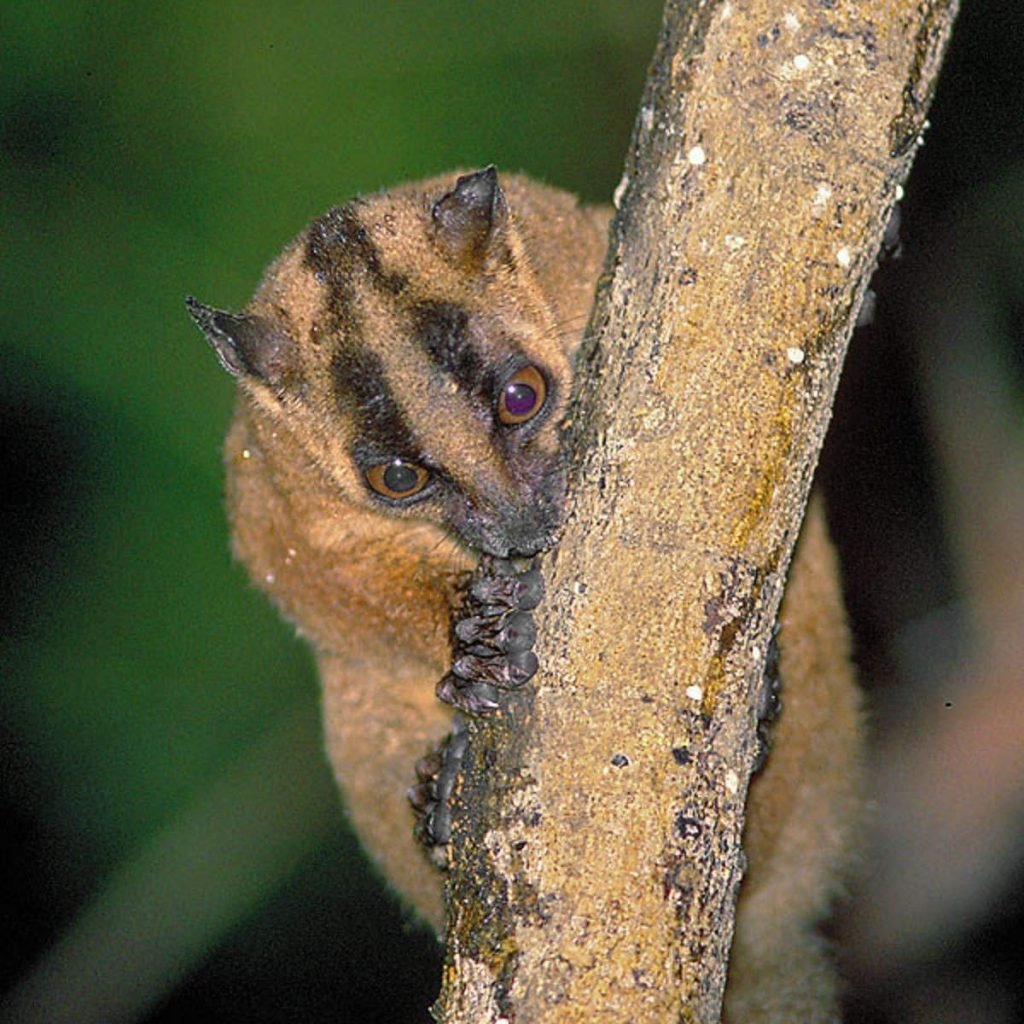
[409,715,470,865]
[436,556,542,715]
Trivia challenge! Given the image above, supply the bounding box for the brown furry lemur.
[188,168,863,1021]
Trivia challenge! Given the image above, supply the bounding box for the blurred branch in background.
[847,167,1024,1024]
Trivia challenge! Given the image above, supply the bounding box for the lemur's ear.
[431,166,508,270]
[186,296,298,392]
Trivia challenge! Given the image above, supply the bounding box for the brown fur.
[192,170,862,1021]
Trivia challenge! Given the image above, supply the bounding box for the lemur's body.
[190,169,862,1021]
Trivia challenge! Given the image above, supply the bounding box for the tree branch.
[435,0,957,1020]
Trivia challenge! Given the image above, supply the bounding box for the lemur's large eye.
[498,365,547,426]
[365,459,430,500]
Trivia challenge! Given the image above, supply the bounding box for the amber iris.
[366,459,430,499]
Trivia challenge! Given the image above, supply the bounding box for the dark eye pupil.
[504,382,537,418]
[383,462,418,493]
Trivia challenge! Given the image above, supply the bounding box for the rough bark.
[435,1,957,1021]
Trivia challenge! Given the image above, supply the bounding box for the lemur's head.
[189,169,578,558]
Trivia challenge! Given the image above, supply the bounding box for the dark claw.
[512,567,544,610]
[427,800,453,854]
[415,749,443,780]
[506,649,538,685]
[454,608,536,654]
[460,683,501,714]
[452,653,510,686]
[407,781,434,814]
[451,648,538,689]
[500,610,536,653]
[469,576,516,606]
[468,556,542,609]
[436,671,501,714]
[454,611,505,645]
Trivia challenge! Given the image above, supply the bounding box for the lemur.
[188,168,862,1021]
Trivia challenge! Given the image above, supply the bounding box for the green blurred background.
[2,3,1021,1023]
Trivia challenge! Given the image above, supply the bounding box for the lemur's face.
[189,169,574,557]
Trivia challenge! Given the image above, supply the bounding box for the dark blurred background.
[2,3,1021,1023]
